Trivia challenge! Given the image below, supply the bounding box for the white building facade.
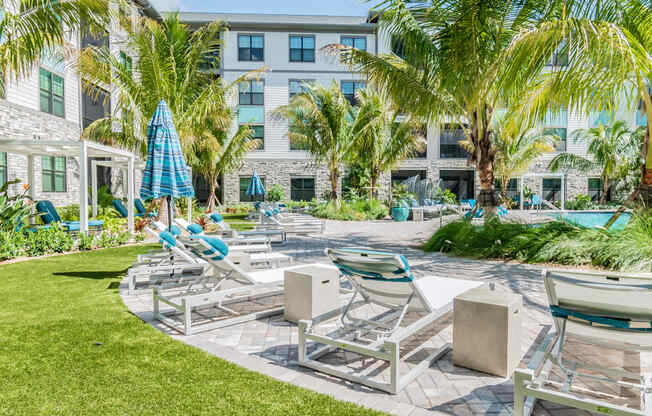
[0,1,159,206]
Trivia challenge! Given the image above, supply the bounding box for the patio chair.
[112,199,145,218]
[35,200,104,232]
[514,269,652,416]
[259,209,324,234]
[127,225,208,294]
[153,236,325,335]
[530,194,542,210]
[173,217,270,245]
[298,248,482,394]
[205,212,286,243]
[135,198,156,217]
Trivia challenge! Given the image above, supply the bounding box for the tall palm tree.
[332,0,652,215]
[350,87,425,200]
[274,81,354,204]
[0,0,108,94]
[186,124,257,213]
[77,13,258,156]
[492,115,556,203]
[549,120,639,205]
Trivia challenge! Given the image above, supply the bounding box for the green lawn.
[0,245,384,415]
[222,213,256,231]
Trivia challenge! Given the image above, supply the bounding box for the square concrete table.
[453,286,523,377]
[412,208,424,222]
[284,264,339,323]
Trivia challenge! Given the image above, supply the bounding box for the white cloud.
[148,0,181,11]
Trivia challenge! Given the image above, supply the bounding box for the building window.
[341,80,365,106]
[543,109,568,151]
[495,178,518,201]
[239,80,264,150]
[240,176,265,202]
[238,34,264,61]
[39,68,65,118]
[81,28,109,49]
[291,177,315,201]
[42,156,66,192]
[341,36,366,51]
[289,79,314,98]
[120,51,132,75]
[439,123,469,159]
[0,152,7,186]
[588,178,611,202]
[542,178,562,203]
[289,35,315,62]
[82,85,110,129]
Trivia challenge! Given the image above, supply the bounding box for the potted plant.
[390,184,411,221]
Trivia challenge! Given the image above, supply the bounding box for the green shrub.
[24,224,74,257]
[441,189,457,205]
[267,185,285,202]
[0,231,25,260]
[77,233,95,251]
[311,199,388,221]
[0,179,38,233]
[134,232,146,242]
[424,210,652,271]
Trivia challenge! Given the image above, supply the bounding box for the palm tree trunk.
[156,198,169,227]
[330,168,339,206]
[599,177,609,205]
[206,176,218,213]
[605,188,639,229]
[369,173,376,201]
[472,109,498,217]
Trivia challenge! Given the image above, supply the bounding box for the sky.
[149,0,374,16]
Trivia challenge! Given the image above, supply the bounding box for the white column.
[79,142,89,234]
[127,157,135,235]
[27,155,36,223]
[187,196,192,223]
[561,174,566,210]
[519,176,524,210]
[91,160,98,218]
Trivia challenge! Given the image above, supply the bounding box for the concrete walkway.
[121,219,642,416]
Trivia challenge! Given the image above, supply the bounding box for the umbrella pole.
[167,195,173,232]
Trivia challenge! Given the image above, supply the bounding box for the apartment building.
[0,1,159,205]
[180,11,647,205]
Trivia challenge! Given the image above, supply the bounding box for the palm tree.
[350,87,426,200]
[549,120,638,205]
[0,0,108,94]
[331,0,652,216]
[77,13,258,156]
[492,116,556,203]
[274,81,354,204]
[186,124,257,212]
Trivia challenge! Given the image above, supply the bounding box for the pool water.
[544,211,631,229]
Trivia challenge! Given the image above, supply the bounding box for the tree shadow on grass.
[52,269,129,280]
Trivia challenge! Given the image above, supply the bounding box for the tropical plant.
[549,121,639,205]
[350,87,426,200]
[493,116,556,203]
[187,125,256,212]
[266,184,285,202]
[0,0,108,94]
[332,0,652,216]
[0,179,37,233]
[77,13,258,157]
[274,81,354,204]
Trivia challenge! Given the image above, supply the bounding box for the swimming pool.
[540,211,631,229]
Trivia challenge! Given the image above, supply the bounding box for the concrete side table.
[412,208,424,222]
[284,264,339,323]
[453,286,523,377]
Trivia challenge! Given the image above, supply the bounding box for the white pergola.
[0,139,137,234]
[519,172,567,210]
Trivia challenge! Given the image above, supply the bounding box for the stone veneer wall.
[0,99,82,206]
[224,159,337,204]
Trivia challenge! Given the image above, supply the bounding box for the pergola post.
[79,141,89,234]
[561,173,566,210]
[127,157,135,234]
[27,155,36,223]
[91,160,98,218]
[520,176,524,210]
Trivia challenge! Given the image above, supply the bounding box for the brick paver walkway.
[121,219,645,416]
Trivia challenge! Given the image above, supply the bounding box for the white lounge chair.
[173,217,270,246]
[153,236,329,335]
[514,269,652,416]
[127,227,208,295]
[257,210,324,234]
[205,212,286,243]
[298,248,482,394]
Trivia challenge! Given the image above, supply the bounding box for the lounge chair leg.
[183,299,192,335]
[387,340,400,395]
[153,287,160,317]
[514,369,532,416]
[298,320,309,363]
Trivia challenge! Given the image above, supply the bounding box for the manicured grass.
[0,246,384,416]
[222,213,256,231]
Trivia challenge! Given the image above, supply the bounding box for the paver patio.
[121,219,649,415]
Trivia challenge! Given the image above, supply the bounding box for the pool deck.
[121,219,649,415]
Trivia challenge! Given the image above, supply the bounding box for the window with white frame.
[341,36,366,51]
[289,35,315,62]
[543,109,568,151]
[238,34,264,61]
[39,68,64,118]
[238,80,264,150]
[42,156,66,192]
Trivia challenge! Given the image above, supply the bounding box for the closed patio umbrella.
[246,170,265,200]
[139,100,194,231]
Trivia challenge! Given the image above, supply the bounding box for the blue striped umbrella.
[246,171,265,198]
[140,100,194,230]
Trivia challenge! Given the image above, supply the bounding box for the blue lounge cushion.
[273,208,280,215]
[197,236,229,260]
[134,198,147,214]
[331,248,413,282]
[159,231,176,247]
[278,203,286,208]
[209,213,223,223]
[112,199,128,218]
[265,210,273,217]
[35,200,61,224]
[169,225,182,236]
[254,201,262,210]
[187,223,203,235]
